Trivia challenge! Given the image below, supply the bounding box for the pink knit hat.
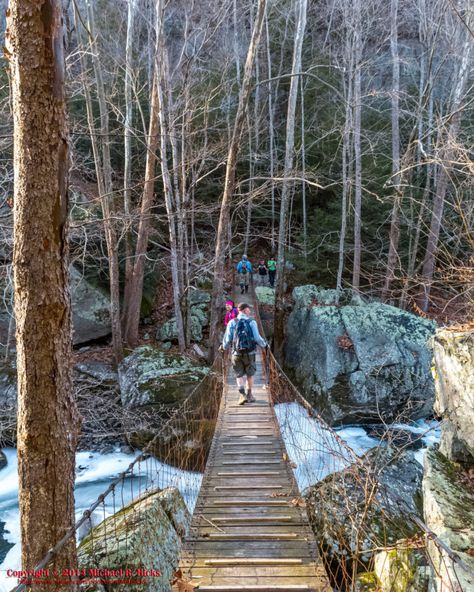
[225,300,234,306]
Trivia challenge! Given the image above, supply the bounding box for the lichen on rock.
[118,346,209,409]
[423,447,474,592]
[285,285,436,424]
[77,487,191,591]
[255,286,275,305]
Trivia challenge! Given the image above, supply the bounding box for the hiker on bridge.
[220,302,268,405]
[223,299,238,327]
[236,254,253,294]
[267,255,276,288]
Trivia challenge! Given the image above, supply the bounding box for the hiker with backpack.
[236,255,253,294]
[224,300,238,327]
[267,256,277,288]
[220,302,268,405]
[257,260,268,286]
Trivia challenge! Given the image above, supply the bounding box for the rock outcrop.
[432,329,474,463]
[118,346,209,409]
[423,448,474,592]
[285,285,436,425]
[305,447,423,582]
[157,290,210,342]
[422,329,474,592]
[77,487,191,591]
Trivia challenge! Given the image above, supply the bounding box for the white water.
[0,449,202,592]
[274,402,440,492]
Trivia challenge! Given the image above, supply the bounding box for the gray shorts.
[239,272,249,287]
[231,352,257,378]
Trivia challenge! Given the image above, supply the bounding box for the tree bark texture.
[7,0,80,587]
[208,0,267,362]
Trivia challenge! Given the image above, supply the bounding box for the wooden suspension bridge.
[173,349,332,591]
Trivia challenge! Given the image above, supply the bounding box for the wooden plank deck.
[173,351,332,591]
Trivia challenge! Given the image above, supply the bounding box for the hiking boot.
[246,390,256,403]
[238,393,248,405]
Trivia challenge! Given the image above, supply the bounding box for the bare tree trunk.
[274,0,307,361]
[300,75,307,264]
[84,0,123,362]
[122,0,136,322]
[265,14,276,251]
[208,0,267,362]
[124,77,160,347]
[382,0,401,301]
[351,0,363,292]
[416,21,472,311]
[336,62,354,300]
[155,0,186,351]
[7,0,80,586]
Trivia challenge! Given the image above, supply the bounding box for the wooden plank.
[208,516,294,523]
[192,585,313,591]
[216,472,281,476]
[202,559,304,566]
[203,533,300,540]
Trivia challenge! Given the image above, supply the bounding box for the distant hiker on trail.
[220,302,268,405]
[267,256,276,288]
[236,255,253,294]
[257,260,268,286]
[224,300,238,327]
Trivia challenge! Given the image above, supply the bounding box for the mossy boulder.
[118,346,209,409]
[423,447,474,592]
[77,487,190,591]
[285,285,436,425]
[305,447,422,585]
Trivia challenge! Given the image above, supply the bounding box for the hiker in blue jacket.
[236,255,253,294]
[221,302,268,405]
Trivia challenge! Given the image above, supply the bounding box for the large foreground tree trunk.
[208,0,267,362]
[7,0,80,587]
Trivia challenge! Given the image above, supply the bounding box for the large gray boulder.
[77,487,191,591]
[118,346,209,408]
[70,267,111,345]
[0,266,111,347]
[432,329,474,463]
[306,447,423,585]
[285,285,436,425]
